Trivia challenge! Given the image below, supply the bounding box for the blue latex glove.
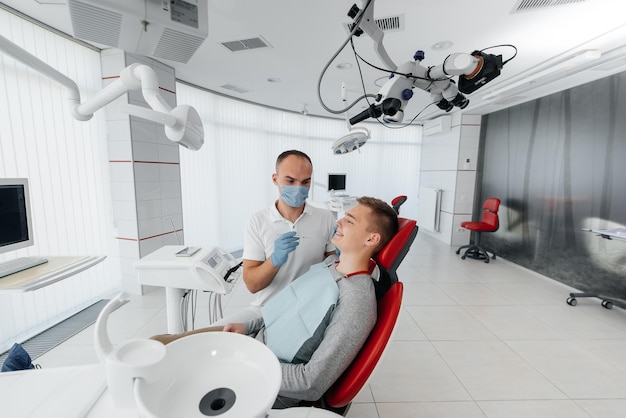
[271,231,299,267]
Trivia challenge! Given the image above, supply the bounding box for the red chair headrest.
[374,218,417,275]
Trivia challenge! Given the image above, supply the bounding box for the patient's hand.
[223,323,246,334]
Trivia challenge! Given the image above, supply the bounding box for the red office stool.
[456,197,501,263]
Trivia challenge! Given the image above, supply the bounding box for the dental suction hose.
[94,292,129,362]
[94,292,168,409]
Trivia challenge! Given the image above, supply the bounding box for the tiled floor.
[37,233,626,417]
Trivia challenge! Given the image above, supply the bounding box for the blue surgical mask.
[281,185,309,207]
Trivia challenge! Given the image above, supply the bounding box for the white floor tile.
[377,401,486,418]
[391,309,428,341]
[575,399,626,418]
[477,400,592,418]
[432,340,566,400]
[405,305,498,341]
[436,283,514,306]
[346,402,379,418]
[506,339,626,398]
[402,283,458,306]
[464,305,568,340]
[369,341,472,402]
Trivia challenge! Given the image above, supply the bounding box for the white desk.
[0,364,341,418]
[0,256,106,293]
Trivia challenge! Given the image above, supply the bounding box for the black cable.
[479,44,518,66]
[316,0,377,114]
[223,261,243,283]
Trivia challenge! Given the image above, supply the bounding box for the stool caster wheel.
[455,249,461,254]
[601,300,613,309]
[461,255,466,260]
[566,297,577,306]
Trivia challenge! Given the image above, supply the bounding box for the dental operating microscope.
[344,0,506,125]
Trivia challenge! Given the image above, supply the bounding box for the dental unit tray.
[135,245,237,295]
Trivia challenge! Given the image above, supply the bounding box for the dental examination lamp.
[346,0,505,124]
[0,34,204,150]
[332,82,372,154]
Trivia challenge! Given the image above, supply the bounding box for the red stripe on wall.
[140,229,184,241]
[115,229,183,242]
[108,160,180,165]
[134,160,180,165]
[159,86,176,94]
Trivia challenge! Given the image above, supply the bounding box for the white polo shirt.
[243,201,336,306]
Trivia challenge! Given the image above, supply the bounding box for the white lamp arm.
[75,63,172,119]
[0,35,205,150]
[0,33,85,119]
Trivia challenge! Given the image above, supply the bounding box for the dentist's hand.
[271,231,299,267]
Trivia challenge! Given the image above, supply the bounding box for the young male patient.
[151,196,399,409]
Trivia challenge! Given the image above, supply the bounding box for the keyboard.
[0,256,49,278]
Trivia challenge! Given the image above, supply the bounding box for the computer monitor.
[328,173,346,192]
[0,178,34,255]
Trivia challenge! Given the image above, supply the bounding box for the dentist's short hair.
[275,150,312,172]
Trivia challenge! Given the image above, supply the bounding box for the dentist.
[214,150,337,325]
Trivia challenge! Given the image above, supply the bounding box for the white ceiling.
[2,0,626,125]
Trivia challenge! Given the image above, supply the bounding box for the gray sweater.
[272,261,377,408]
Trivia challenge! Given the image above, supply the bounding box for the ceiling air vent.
[68,1,122,48]
[153,28,207,63]
[512,0,587,13]
[67,0,208,63]
[220,84,250,94]
[344,14,404,35]
[220,37,271,52]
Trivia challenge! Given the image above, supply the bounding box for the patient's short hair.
[357,196,399,252]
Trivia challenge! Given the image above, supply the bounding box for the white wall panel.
[418,115,483,244]
[454,170,477,214]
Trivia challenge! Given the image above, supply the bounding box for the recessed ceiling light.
[336,62,353,70]
[431,41,453,51]
[267,77,281,83]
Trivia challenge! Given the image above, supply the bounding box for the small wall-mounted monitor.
[328,173,346,192]
[0,178,34,255]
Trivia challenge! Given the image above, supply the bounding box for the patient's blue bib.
[261,262,339,362]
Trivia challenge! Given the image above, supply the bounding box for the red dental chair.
[318,217,418,415]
